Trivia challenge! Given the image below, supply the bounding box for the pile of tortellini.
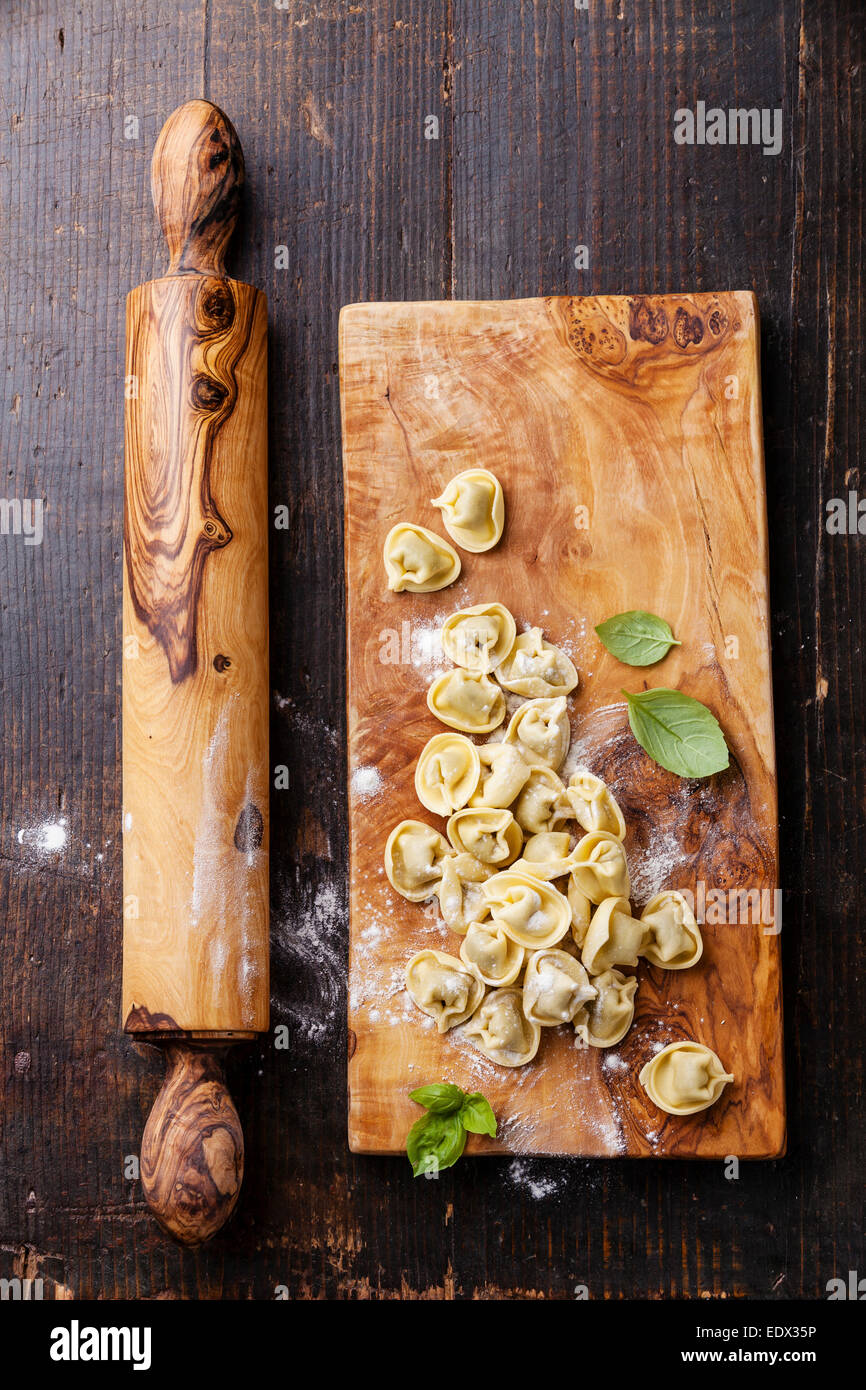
[385,599,734,1117]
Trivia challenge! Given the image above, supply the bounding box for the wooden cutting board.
[339,293,784,1159]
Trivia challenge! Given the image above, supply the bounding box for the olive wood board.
[339,293,784,1159]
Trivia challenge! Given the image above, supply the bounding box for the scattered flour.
[16,819,68,853]
[272,872,345,1045]
[507,1158,567,1200]
[627,826,684,905]
[351,765,383,800]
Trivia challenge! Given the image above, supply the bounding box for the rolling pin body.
[122,101,269,1243]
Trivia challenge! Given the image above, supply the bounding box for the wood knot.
[191,374,229,411]
[673,306,705,348]
[198,281,235,332]
[628,296,669,344]
[234,803,264,852]
[213,653,232,672]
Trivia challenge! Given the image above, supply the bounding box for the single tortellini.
[462,987,541,1067]
[483,869,570,949]
[504,696,571,770]
[384,819,451,901]
[383,523,460,593]
[435,852,493,934]
[575,968,638,1047]
[510,831,579,881]
[427,668,506,733]
[441,603,516,673]
[446,807,522,867]
[459,919,525,987]
[567,874,593,948]
[571,830,631,904]
[639,1041,734,1116]
[496,627,578,698]
[404,949,484,1033]
[431,468,504,553]
[415,733,481,817]
[469,743,531,810]
[581,895,648,975]
[523,949,597,1027]
[512,766,571,834]
[639,891,703,970]
[566,766,627,840]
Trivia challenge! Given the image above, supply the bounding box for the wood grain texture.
[341,291,783,1158]
[140,1043,244,1245]
[0,0,862,1299]
[122,204,269,1038]
[151,99,245,279]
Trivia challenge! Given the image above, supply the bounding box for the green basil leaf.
[459,1093,497,1137]
[622,687,729,779]
[406,1112,467,1177]
[408,1083,466,1115]
[595,610,681,666]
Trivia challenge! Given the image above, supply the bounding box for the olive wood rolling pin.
[122,101,269,1245]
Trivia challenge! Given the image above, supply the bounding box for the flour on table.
[506,1158,567,1200]
[16,818,68,853]
[272,872,345,1044]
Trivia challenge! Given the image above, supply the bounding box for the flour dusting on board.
[351,766,383,800]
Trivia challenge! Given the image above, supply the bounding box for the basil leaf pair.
[622,687,729,779]
[407,1083,497,1176]
[595,610,680,666]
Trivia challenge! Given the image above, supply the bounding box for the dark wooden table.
[1,0,862,1301]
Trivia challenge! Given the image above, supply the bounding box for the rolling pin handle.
[140,1041,244,1246]
[150,99,245,278]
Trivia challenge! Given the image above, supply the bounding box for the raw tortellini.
[384,819,451,901]
[567,875,593,948]
[405,949,484,1032]
[431,468,505,553]
[483,870,570,949]
[512,766,570,835]
[435,853,493,933]
[571,831,631,904]
[504,696,571,770]
[415,733,481,817]
[581,895,648,975]
[639,1041,734,1116]
[462,987,541,1066]
[446,807,522,866]
[496,627,578,698]
[383,523,460,593]
[469,744,531,810]
[566,767,626,840]
[460,919,525,987]
[441,602,516,673]
[427,668,506,733]
[510,831,579,880]
[523,949,596,1027]
[639,891,703,970]
[575,969,638,1047]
